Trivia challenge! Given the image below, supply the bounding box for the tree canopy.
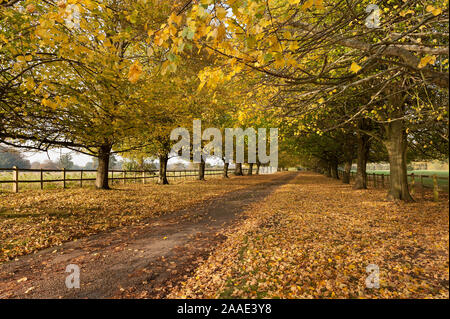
[0,0,448,200]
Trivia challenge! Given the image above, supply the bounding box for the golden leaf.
[350,61,362,73]
[418,55,436,69]
[128,61,142,84]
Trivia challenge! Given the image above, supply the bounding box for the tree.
[0,146,31,168]
[84,160,97,170]
[58,153,74,170]
[157,0,448,201]
[40,159,59,170]
[1,0,185,189]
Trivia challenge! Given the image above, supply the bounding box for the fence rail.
[337,169,449,200]
[0,167,231,193]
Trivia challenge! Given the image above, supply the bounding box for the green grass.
[0,170,222,192]
[363,170,449,190]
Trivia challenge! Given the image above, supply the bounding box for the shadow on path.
[0,172,297,298]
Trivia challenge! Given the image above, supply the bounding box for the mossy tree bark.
[342,160,352,184]
[223,162,229,178]
[95,144,112,189]
[353,132,370,189]
[247,163,253,175]
[158,154,169,185]
[198,157,205,180]
[234,163,243,176]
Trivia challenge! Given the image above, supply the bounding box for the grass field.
[364,170,449,191]
[0,170,221,192]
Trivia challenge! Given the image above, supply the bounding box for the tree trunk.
[324,163,332,177]
[342,160,352,184]
[234,163,243,176]
[255,163,260,175]
[331,161,339,179]
[247,163,253,175]
[95,144,112,189]
[223,162,229,178]
[158,154,169,185]
[384,120,413,201]
[353,133,370,189]
[198,158,205,180]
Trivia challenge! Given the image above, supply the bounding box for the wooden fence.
[337,170,449,200]
[0,167,231,193]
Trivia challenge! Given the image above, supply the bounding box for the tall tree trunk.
[384,120,413,201]
[223,162,229,178]
[95,144,112,189]
[247,163,253,175]
[255,163,260,175]
[158,154,169,185]
[234,163,243,176]
[354,133,370,189]
[324,163,332,177]
[342,160,352,184]
[331,161,339,179]
[198,158,205,180]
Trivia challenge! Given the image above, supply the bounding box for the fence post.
[12,166,19,193]
[373,173,376,188]
[80,170,83,188]
[123,171,126,185]
[433,174,439,201]
[381,174,384,188]
[410,173,415,196]
[142,171,145,184]
[63,168,66,189]
[111,170,114,186]
[40,168,44,190]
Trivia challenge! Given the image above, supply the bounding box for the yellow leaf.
[216,24,226,41]
[350,61,361,73]
[169,12,182,26]
[399,9,414,17]
[16,55,27,63]
[216,7,227,20]
[315,0,324,9]
[128,61,142,84]
[426,5,442,16]
[301,0,314,11]
[24,77,35,90]
[418,55,436,69]
[0,34,8,43]
[26,4,36,13]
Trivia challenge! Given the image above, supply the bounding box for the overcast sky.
[21,148,224,167]
[22,148,94,166]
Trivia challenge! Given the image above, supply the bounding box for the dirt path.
[0,172,297,299]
